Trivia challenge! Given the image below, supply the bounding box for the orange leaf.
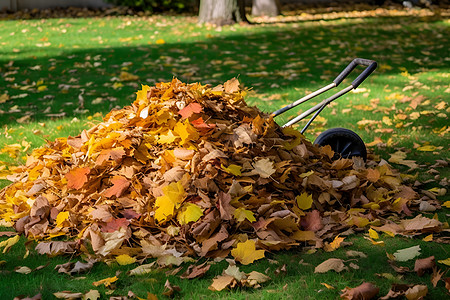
[179,103,202,119]
[104,176,130,198]
[191,117,216,132]
[65,167,90,190]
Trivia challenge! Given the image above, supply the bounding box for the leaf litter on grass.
[0,78,448,298]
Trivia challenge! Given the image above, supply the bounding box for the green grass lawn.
[0,4,449,299]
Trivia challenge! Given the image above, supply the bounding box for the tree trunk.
[198,0,247,26]
[251,0,280,17]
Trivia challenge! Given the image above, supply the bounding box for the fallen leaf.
[53,291,83,299]
[251,158,276,178]
[414,256,435,276]
[231,240,265,265]
[393,245,421,262]
[209,275,235,291]
[162,279,181,297]
[178,102,202,119]
[92,276,118,287]
[65,167,90,190]
[15,266,32,274]
[431,268,444,287]
[405,285,428,300]
[83,289,100,300]
[180,262,211,279]
[315,258,347,273]
[296,192,313,210]
[340,282,379,300]
[437,258,450,266]
[116,254,136,265]
[104,176,130,198]
[0,235,20,253]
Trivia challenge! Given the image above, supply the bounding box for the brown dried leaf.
[65,167,90,190]
[208,275,236,291]
[315,258,347,273]
[180,262,211,279]
[103,176,130,198]
[404,285,428,300]
[414,256,435,276]
[340,282,379,300]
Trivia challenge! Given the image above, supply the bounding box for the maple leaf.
[154,181,185,223]
[224,78,240,93]
[251,158,276,178]
[296,192,313,210]
[65,167,90,190]
[221,164,242,176]
[177,203,203,225]
[178,102,202,119]
[103,175,130,198]
[231,240,265,265]
[174,119,199,145]
[191,117,216,132]
[233,207,256,222]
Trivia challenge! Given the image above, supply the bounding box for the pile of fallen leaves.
[0,78,445,266]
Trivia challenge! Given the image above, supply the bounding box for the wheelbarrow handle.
[333,58,378,88]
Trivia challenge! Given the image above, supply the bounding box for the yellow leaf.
[221,164,242,176]
[417,145,437,152]
[92,276,118,287]
[296,192,313,210]
[112,82,123,89]
[364,236,385,246]
[154,182,185,223]
[422,234,433,242]
[0,235,20,253]
[55,211,70,227]
[174,120,199,145]
[321,283,335,289]
[437,258,450,266]
[324,235,345,252]
[231,240,265,265]
[158,130,178,144]
[382,116,393,126]
[443,201,450,208]
[233,207,256,222]
[156,39,165,44]
[116,254,136,265]
[119,71,139,82]
[368,228,379,240]
[291,230,316,241]
[177,203,203,225]
[37,85,47,92]
[252,158,275,178]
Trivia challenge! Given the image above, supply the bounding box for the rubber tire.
[314,128,367,161]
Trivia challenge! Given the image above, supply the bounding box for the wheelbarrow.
[272,58,378,161]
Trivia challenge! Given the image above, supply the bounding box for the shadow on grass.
[0,14,448,128]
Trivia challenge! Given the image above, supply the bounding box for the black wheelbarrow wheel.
[314,127,367,161]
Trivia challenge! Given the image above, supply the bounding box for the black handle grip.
[333,58,378,88]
